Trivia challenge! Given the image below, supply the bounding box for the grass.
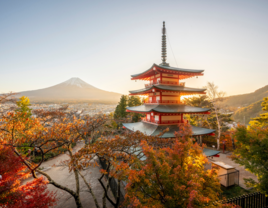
[220,185,255,200]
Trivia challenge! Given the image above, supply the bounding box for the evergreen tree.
[231,125,268,194]
[249,97,268,127]
[114,95,128,119]
[128,96,143,122]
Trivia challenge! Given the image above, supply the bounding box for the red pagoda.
[123,22,215,143]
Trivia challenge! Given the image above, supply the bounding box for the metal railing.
[217,192,268,208]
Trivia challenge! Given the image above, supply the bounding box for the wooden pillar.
[196,136,200,144]
[200,135,202,145]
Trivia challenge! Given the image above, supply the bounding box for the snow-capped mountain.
[61,78,97,89]
[15,78,121,103]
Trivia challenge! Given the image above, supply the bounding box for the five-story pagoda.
[123,22,215,140]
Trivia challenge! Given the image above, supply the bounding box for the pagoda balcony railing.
[142,118,160,124]
[142,118,188,124]
[145,81,185,88]
[144,100,185,104]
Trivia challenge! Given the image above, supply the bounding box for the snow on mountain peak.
[62,78,96,89]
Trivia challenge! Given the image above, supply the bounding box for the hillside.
[222,85,268,108]
[15,78,122,103]
[232,100,263,124]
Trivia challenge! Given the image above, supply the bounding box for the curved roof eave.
[126,105,211,113]
[122,122,215,137]
[129,85,206,94]
[131,63,205,78]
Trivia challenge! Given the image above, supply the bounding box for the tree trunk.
[214,105,221,150]
[36,169,83,208]
[231,134,236,150]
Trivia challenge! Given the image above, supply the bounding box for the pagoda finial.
[160,21,169,66]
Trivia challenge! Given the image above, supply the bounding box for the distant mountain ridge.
[16,78,122,103]
[222,85,268,107]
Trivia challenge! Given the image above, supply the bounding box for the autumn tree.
[0,143,57,208]
[123,124,232,208]
[15,96,32,118]
[0,93,16,117]
[72,127,175,207]
[73,124,236,208]
[206,82,228,150]
[0,110,88,208]
[220,129,236,151]
[185,93,233,150]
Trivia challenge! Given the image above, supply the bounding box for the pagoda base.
[123,122,215,138]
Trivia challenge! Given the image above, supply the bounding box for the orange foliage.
[0,144,57,208]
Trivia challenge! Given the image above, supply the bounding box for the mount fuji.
[16,78,122,103]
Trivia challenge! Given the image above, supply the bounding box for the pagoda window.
[157,77,161,84]
[147,114,150,120]
[156,96,160,102]
[149,97,152,103]
[155,115,159,121]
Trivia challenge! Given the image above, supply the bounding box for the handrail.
[144,80,185,88]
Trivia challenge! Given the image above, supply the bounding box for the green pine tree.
[114,95,128,119]
[249,97,268,127]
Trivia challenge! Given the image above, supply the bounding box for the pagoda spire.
[160,21,169,66]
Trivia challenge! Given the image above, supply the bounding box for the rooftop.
[126,104,210,114]
[123,122,215,137]
[129,84,206,95]
[131,64,204,80]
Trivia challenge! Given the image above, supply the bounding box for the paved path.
[24,141,114,208]
[208,151,258,189]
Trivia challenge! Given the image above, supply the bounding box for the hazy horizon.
[1,1,268,97]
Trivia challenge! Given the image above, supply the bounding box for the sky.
[0,0,268,97]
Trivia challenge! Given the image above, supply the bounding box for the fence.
[218,170,239,187]
[98,157,125,202]
[220,192,268,208]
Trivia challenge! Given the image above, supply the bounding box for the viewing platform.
[144,100,185,104]
[141,117,189,125]
[145,81,185,88]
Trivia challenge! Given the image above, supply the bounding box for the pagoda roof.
[131,64,204,80]
[129,84,206,95]
[123,122,215,137]
[126,104,210,114]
